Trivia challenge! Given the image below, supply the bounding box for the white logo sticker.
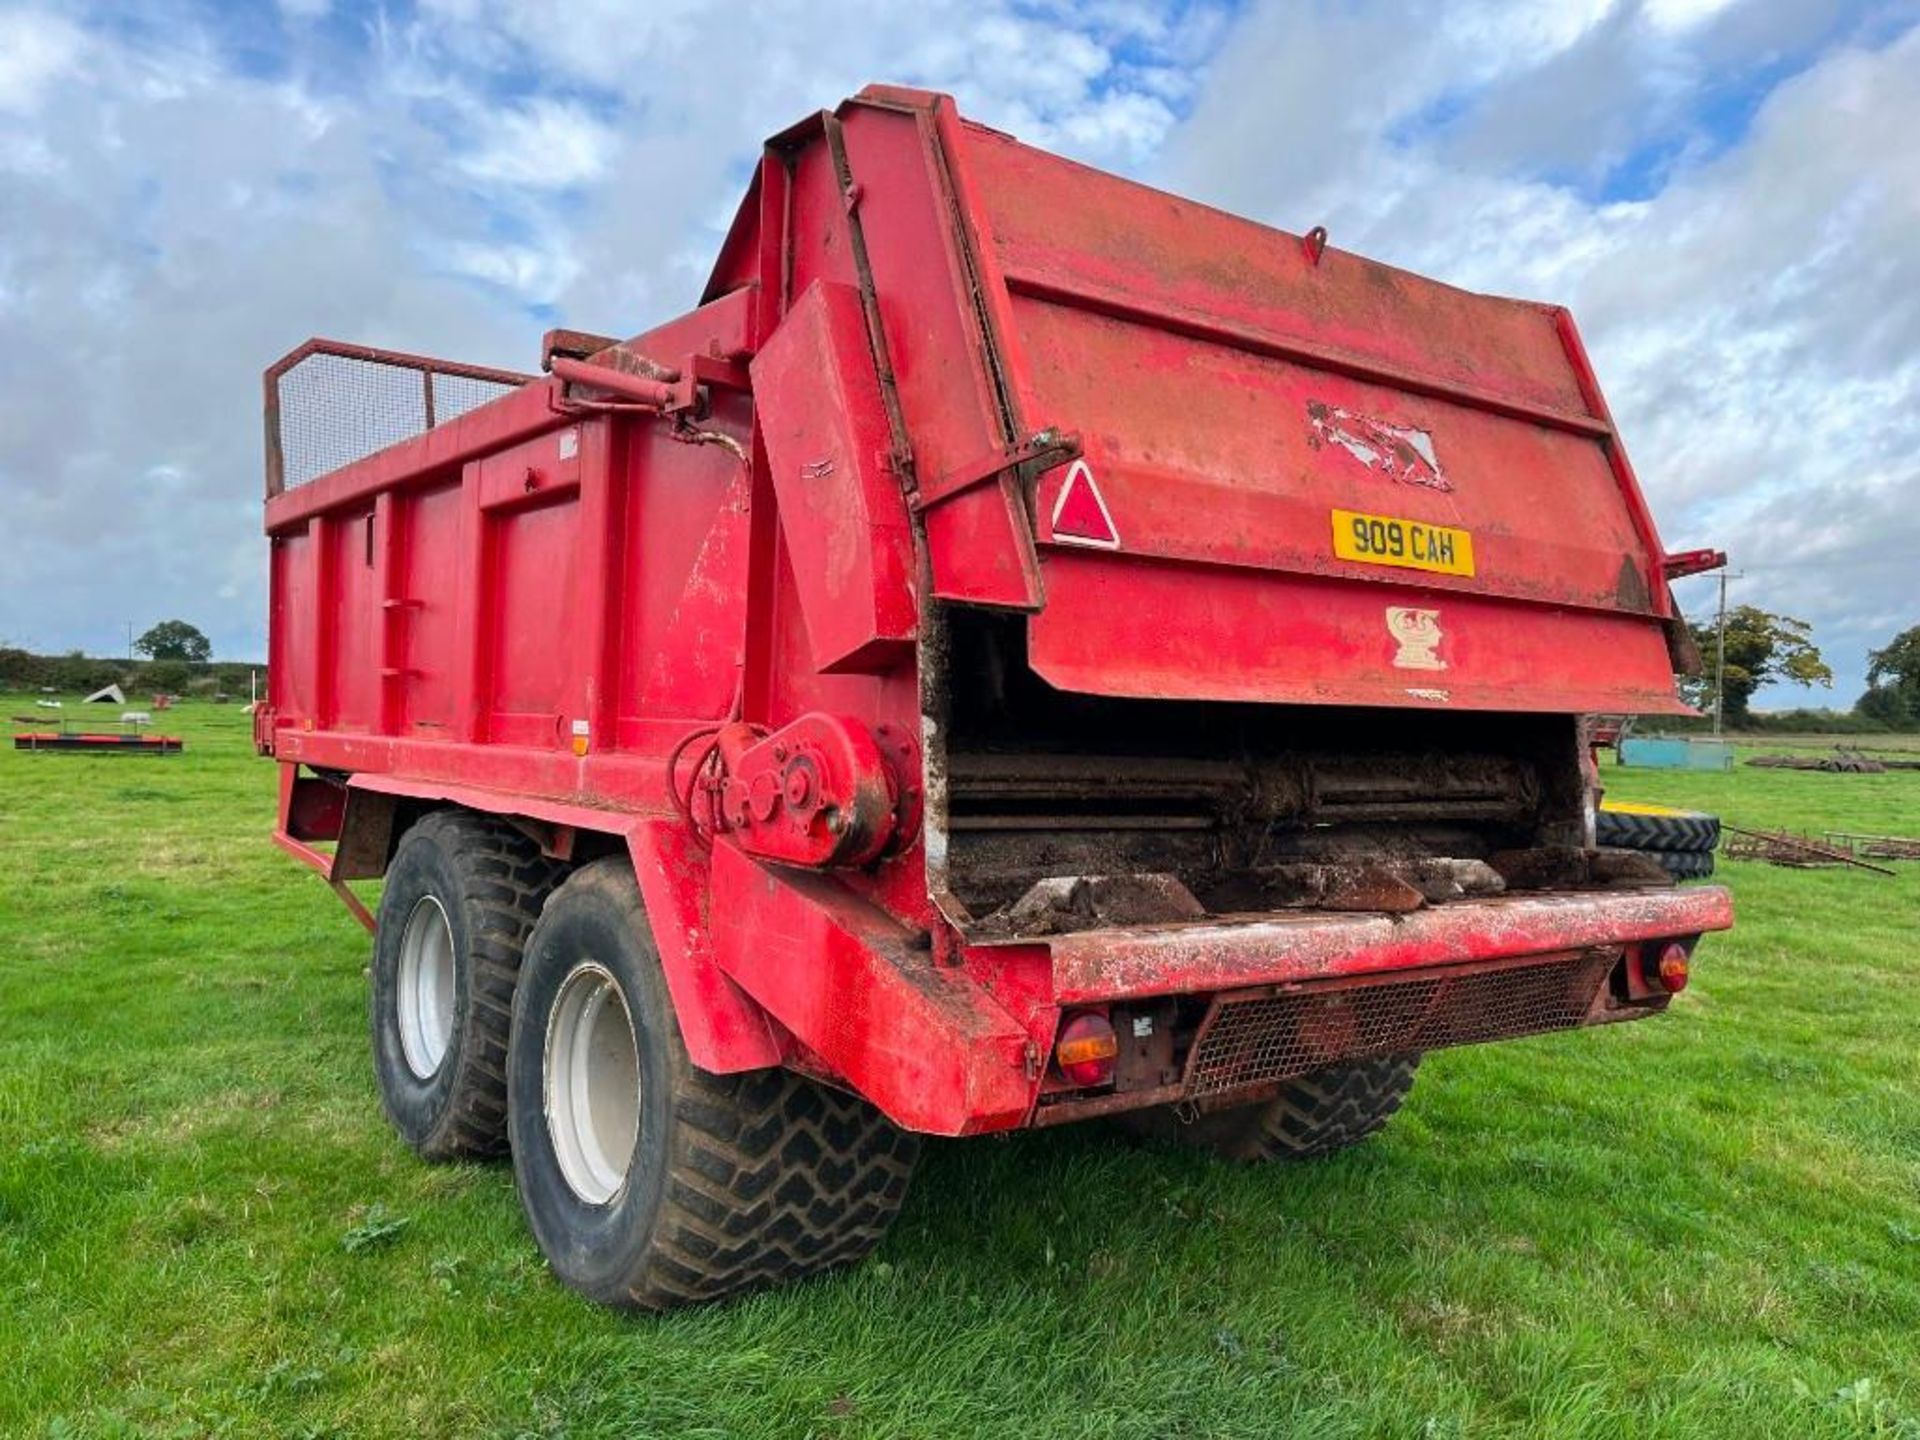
[1386,607,1446,671]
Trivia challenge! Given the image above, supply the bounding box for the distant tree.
[49,652,125,692]
[144,659,192,694]
[135,620,211,665]
[1865,625,1920,708]
[1683,606,1832,724]
[0,647,46,689]
[1856,684,1914,729]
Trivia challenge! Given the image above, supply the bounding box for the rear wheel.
[508,859,922,1310]
[369,810,563,1160]
[1122,1056,1419,1162]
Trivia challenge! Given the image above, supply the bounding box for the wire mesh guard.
[1186,953,1615,1096]
[269,345,529,491]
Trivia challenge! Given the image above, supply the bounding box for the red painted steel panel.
[618,397,754,726]
[952,115,1685,714]
[709,842,1033,1135]
[398,480,463,733]
[328,508,378,731]
[627,820,787,1073]
[270,526,315,723]
[836,99,1044,610]
[751,280,916,672]
[481,494,580,741]
[1017,299,1651,613]
[1028,549,1692,714]
[962,122,1590,418]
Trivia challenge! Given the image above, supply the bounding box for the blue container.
[1618,736,1734,771]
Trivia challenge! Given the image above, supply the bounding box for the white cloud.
[0,8,84,114]
[458,99,618,189]
[442,238,580,302]
[1644,0,1741,31]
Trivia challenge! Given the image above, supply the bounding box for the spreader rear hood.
[714,86,1695,715]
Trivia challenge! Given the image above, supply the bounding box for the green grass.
[2,702,1917,1438]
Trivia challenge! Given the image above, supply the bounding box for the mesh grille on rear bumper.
[1185,953,1616,1096]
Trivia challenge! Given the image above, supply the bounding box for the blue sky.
[1,0,1916,709]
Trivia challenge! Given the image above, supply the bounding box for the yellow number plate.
[1331,508,1475,577]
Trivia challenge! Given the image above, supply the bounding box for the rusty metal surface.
[1723,826,1898,875]
[1825,832,1920,860]
[1747,750,1888,773]
[1185,951,1616,1096]
[1042,886,1733,1003]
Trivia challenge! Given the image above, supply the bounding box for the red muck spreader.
[258,86,1732,1308]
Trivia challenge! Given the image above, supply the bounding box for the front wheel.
[369,810,561,1160]
[507,859,922,1310]
[1121,1056,1419,1162]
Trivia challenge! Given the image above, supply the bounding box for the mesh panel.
[1186,954,1614,1096]
[272,350,524,489]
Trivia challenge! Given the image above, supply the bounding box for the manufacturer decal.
[1308,401,1449,492]
[1386,606,1446,671]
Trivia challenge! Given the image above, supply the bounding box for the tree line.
[1681,609,1920,731]
[0,620,260,699]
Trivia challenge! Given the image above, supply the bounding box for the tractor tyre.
[1594,805,1721,854]
[507,858,921,1310]
[369,810,563,1161]
[1122,1056,1419,1162]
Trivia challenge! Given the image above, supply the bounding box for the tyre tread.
[1127,1056,1418,1163]
[515,859,920,1311]
[387,810,563,1159]
[1595,808,1721,854]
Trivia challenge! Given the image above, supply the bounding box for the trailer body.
[260,88,1729,1219]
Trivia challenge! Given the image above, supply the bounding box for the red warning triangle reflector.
[1049,459,1120,549]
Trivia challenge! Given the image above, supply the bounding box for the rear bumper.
[1039,885,1732,1003]
[1012,884,1732,1130]
[715,845,1732,1137]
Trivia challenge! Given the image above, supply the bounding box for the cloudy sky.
[1,0,1914,707]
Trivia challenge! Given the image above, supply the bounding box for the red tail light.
[1655,942,1690,993]
[1054,1012,1119,1088]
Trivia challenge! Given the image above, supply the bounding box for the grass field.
[2,702,1917,1439]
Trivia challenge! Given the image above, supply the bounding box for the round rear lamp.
[1054,1011,1119,1088]
[1655,942,1691,993]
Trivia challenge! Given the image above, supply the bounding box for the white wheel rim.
[396,895,456,1079]
[543,961,641,1206]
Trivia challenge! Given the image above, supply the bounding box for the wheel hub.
[396,895,456,1079]
[543,961,641,1205]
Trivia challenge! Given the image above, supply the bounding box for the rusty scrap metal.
[1824,832,1920,861]
[1722,824,1897,875]
[1747,750,1888,773]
